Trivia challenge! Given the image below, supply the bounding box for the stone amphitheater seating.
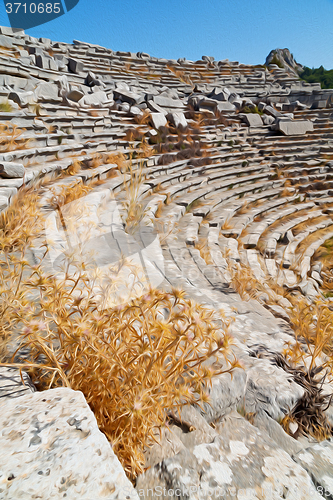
[1,32,332,294]
[2,25,333,498]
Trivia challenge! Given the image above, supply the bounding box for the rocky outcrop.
[136,412,326,499]
[0,387,139,500]
[266,48,304,76]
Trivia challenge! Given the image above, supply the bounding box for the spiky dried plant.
[1,179,238,479]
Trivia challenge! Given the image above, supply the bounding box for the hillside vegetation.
[300,65,333,89]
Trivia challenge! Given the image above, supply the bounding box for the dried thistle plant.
[0,178,238,480]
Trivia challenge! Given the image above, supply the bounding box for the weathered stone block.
[0,388,139,500]
[150,112,167,129]
[242,113,263,127]
[294,441,333,498]
[68,58,85,74]
[264,105,282,118]
[0,34,13,48]
[216,101,236,112]
[197,368,247,423]
[8,91,35,107]
[113,89,141,105]
[0,161,25,178]
[153,95,184,109]
[34,83,61,103]
[167,112,188,130]
[277,119,314,136]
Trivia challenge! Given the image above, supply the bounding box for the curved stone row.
[2,25,333,498]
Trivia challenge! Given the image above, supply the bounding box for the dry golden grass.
[134,110,151,126]
[0,122,29,152]
[225,253,333,440]
[0,185,43,253]
[296,223,333,257]
[0,180,238,479]
[228,262,261,301]
[153,218,180,246]
[283,296,333,372]
[50,180,93,208]
[154,200,164,218]
[237,202,250,215]
[195,237,213,265]
[166,65,194,86]
[293,215,329,237]
[66,159,83,176]
[280,183,295,198]
[116,147,149,234]
[220,216,235,231]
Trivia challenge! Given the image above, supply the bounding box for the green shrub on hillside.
[300,66,333,89]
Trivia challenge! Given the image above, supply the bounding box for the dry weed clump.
[278,295,333,439]
[0,185,43,252]
[226,255,333,440]
[114,142,154,234]
[166,65,193,86]
[0,180,238,479]
[0,122,29,152]
[228,261,263,301]
[195,237,213,265]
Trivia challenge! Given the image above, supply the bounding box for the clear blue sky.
[0,0,332,68]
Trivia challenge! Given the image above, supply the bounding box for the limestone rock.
[216,101,236,112]
[264,105,282,118]
[262,114,275,125]
[197,368,247,423]
[34,83,61,104]
[68,58,85,74]
[276,119,314,136]
[153,95,184,109]
[8,91,36,107]
[167,112,188,130]
[244,358,304,420]
[113,89,142,106]
[294,441,333,498]
[136,412,323,499]
[35,54,57,71]
[0,388,139,500]
[0,196,9,210]
[129,106,143,117]
[85,71,105,88]
[241,113,263,127]
[0,162,25,179]
[80,91,108,107]
[66,89,85,103]
[147,100,168,114]
[253,410,303,456]
[266,48,304,76]
[150,112,167,129]
[0,34,13,48]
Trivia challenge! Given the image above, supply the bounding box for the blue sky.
[0,0,332,68]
